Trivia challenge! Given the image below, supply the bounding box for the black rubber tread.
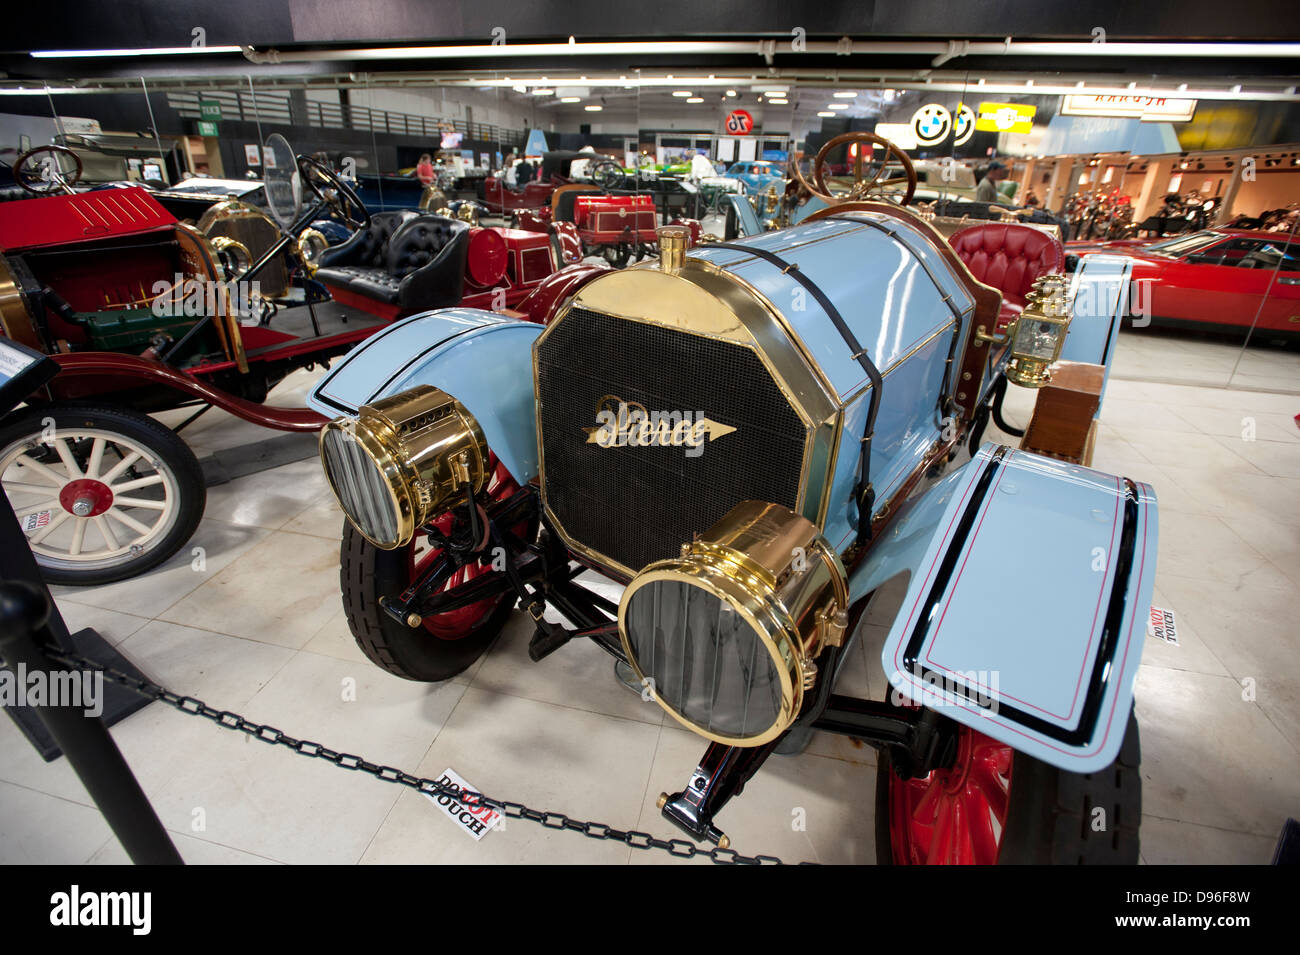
[338,521,516,682]
[875,711,1142,865]
[0,403,205,586]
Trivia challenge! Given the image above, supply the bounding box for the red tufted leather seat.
[949,223,1064,331]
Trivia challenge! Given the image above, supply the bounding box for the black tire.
[603,244,631,269]
[339,521,517,682]
[0,403,205,586]
[875,711,1141,865]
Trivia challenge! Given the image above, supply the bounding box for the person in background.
[416,153,435,185]
[975,160,1008,203]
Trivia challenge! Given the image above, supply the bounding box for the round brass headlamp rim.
[318,416,415,550]
[617,557,804,748]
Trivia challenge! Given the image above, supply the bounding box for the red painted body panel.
[0,188,176,251]
[466,227,509,288]
[574,194,658,244]
[512,263,611,325]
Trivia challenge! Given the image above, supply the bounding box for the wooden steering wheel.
[14,144,83,195]
[793,132,917,206]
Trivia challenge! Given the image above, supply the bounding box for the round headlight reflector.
[618,500,848,747]
[319,385,489,550]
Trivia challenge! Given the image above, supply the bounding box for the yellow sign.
[975,102,1037,134]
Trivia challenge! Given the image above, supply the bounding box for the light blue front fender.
[864,443,1157,773]
[307,308,542,483]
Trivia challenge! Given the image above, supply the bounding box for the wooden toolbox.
[1020,361,1105,466]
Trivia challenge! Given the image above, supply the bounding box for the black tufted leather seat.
[315,212,469,310]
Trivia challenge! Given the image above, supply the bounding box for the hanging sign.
[724,109,755,135]
[1061,95,1196,123]
[975,102,1038,134]
[911,104,952,146]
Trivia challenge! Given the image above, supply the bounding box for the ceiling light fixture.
[817,111,835,117]
[584,104,602,111]
[686,97,704,103]
[30,45,242,57]
[559,97,581,103]
[532,88,554,95]
[827,103,849,110]
[673,90,693,97]
[832,91,858,98]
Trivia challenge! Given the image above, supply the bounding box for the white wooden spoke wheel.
[0,405,206,585]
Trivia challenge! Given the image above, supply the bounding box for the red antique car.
[481,175,556,215]
[0,136,602,586]
[516,184,702,268]
[1069,229,1300,338]
[311,214,572,321]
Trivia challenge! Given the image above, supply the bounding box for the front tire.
[338,459,532,682]
[0,403,205,585]
[875,712,1141,864]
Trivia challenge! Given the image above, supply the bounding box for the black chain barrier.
[46,648,791,865]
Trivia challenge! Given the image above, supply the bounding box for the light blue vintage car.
[723,159,786,194]
[305,144,1153,864]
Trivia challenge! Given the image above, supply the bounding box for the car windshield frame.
[1144,231,1227,258]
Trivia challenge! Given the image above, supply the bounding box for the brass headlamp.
[319,385,489,550]
[294,228,329,276]
[618,500,849,747]
[1005,274,1072,388]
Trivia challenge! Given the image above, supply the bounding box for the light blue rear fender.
[307,308,543,483]
[861,443,1158,774]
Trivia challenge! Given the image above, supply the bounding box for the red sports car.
[1069,229,1300,338]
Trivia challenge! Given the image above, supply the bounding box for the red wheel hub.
[888,727,1013,865]
[407,456,530,641]
[59,478,114,518]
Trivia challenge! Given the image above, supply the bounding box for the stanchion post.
[0,581,183,865]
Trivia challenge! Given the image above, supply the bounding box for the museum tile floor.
[2,334,1298,865]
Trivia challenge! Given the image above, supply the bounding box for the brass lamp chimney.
[656,225,690,273]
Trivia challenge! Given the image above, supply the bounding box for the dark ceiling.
[4,0,1300,84]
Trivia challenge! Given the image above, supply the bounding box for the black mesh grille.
[537,307,806,573]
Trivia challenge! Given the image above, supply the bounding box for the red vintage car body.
[0,187,339,428]
[1069,229,1300,335]
[481,176,557,214]
[317,225,568,322]
[573,194,660,245]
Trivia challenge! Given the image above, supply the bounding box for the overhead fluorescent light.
[827,103,849,110]
[832,91,858,98]
[672,91,693,97]
[31,46,242,58]
[817,111,835,117]
[532,89,554,95]
[725,89,737,97]
[686,97,704,103]
[767,99,788,105]
[559,97,581,103]
[584,105,602,111]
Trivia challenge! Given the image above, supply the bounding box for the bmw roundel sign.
[725,109,755,135]
[911,104,952,146]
